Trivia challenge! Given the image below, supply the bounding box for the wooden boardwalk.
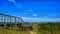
[0,13,34,30]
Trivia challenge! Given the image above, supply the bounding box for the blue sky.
[0,0,60,22]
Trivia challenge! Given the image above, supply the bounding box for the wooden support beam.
[4,15,6,28]
[10,16,13,27]
[20,18,24,23]
[18,18,19,23]
[15,17,16,25]
[10,16,12,24]
[0,15,3,22]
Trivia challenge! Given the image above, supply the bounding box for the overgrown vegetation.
[34,22,60,34]
[0,22,60,34]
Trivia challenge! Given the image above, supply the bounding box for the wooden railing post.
[4,15,6,28]
[10,16,12,28]
[15,17,16,26]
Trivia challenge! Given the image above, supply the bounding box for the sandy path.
[30,31,36,34]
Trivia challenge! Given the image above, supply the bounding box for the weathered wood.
[0,13,23,27]
[0,13,34,30]
[4,15,6,28]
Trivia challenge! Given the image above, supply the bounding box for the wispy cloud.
[8,0,16,3]
[21,17,60,22]
[21,13,60,22]
[47,14,59,18]
[32,14,38,17]
[28,10,33,12]
[8,0,17,5]
[23,9,33,12]
[8,0,23,8]
[21,17,41,22]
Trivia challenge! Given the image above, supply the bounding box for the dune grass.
[0,27,32,34]
[0,22,60,34]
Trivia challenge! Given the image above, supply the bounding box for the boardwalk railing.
[0,13,24,27]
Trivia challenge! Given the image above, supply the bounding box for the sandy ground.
[30,31,36,34]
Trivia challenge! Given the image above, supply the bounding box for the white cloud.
[48,14,59,17]
[8,0,16,3]
[21,17,60,22]
[56,18,60,20]
[28,10,33,12]
[21,17,41,22]
[17,4,23,8]
[8,0,22,8]
[8,0,17,5]
[23,9,33,12]
[33,14,37,17]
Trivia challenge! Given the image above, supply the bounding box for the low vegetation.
[0,22,60,34]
